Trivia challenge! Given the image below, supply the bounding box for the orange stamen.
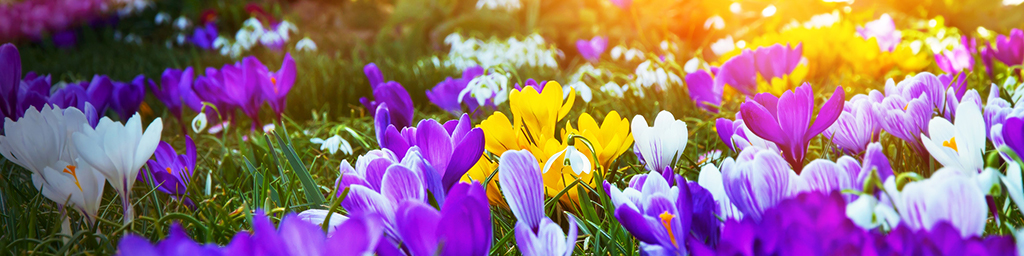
[271,77,279,94]
[943,137,958,153]
[659,211,678,247]
[166,167,173,174]
[62,165,83,192]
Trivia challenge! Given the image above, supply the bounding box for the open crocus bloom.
[739,83,844,172]
[886,168,988,238]
[110,75,148,121]
[576,36,607,63]
[499,150,578,256]
[73,114,163,224]
[0,104,90,178]
[36,159,105,225]
[824,91,883,154]
[374,109,485,191]
[991,28,1023,67]
[921,100,986,173]
[857,14,901,52]
[631,111,688,172]
[392,182,492,255]
[263,52,296,120]
[604,171,717,255]
[564,111,633,168]
[141,135,197,196]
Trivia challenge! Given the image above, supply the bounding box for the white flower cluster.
[310,135,354,155]
[476,0,521,11]
[600,60,683,99]
[564,63,609,103]
[443,33,560,71]
[610,45,646,62]
[460,70,510,106]
[213,18,298,58]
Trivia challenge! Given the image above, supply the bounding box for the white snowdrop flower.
[610,46,625,60]
[543,145,592,175]
[711,36,735,56]
[175,34,187,45]
[154,12,171,25]
[310,135,354,155]
[191,112,208,134]
[476,0,522,11]
[295,37,318,52]
[263,124,276,133]
[600,82,628,98]
[460,71,510,106]
[563,81,592,103]
[173,16,190,30]
[684,57,701,73]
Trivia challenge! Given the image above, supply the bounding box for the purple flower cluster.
[174,53,297,131]
[687,43,803,112]
[0,0,110,41]
[691,192,1015,256]
[426,66,486,116]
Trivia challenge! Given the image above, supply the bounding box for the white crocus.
[73,114,163,225]
[192,112,208,133]
[697,163,743,220]
[921,100,985,173]
[0,105,90,179]
[631,111,688,172]
[542,145,592,175]
[310,135,354,155]
[36,160,105,225]
[295,37,318,52]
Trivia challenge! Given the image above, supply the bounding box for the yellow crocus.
[509,82,575,145]
[564,111,634,168]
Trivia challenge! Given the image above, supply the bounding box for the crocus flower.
[0,43,34,122]
[887,168,989,238]
[18,72,51,117]
[375,110,485,191]
[193,66,237,126]
[878,79,933,156]
[73,114,163,224]
[631,111,688,172]
[686,70,722,112]
[365,81,414,130]
[152,67,203,131]
[857,14,901,52]
[110,75,148,120]
[608,0,630,9]
[83,75,114,114]
[498,150,578,256]
[739,83,844,172]
[564,111,633,168]
[509,81,574,145]
[426,66,485,115]
[576,36,607,63]
[392,182,492,255]
[921,101,986,174]
[697,162,743,221]
[223,57,269,130]
[0,105,101,223]
[310,135,353,155]
[604,171,718,254]
[190,22,219,50]
[752,43,803,81]
[713,50,757,95]
[715,114,779,152]
[935,38,975,74]
[263,53,296,121]
[991,28,1024,67]
[141,136,197,197]
[824,91,883,154]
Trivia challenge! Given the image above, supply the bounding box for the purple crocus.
[221,57,268,130]
[375,107,484,191]
[514,79,548,92]
[426,66,485,115]
[83,75,114,114]
[19,72,51,112]
[262,53,296,121]
[361,63,414,129]
[739,83,844,172]
[935,37,974,74]
[189,22,219,50]
[608,0,630,9]
[391,182,492,256]
[714,50,757,95]
[152,67,203,131]
[576,36,607,63]
[193,66,237,126]
[686,70,721,112]
[1,43,23,122]
[117,223,222,255]
[824,91,883,154]
[498,150,579,256]
[752,43,802,81]
[991,28,1024,67]
[604,171,718,255]
[141,135,197,197]
[1001,116,1024,159]
[110,75,148,120]
[48,83,99,126]
[857,14,901,52]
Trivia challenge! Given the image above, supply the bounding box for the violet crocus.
[222,57,268,130]
[193,66,237,126]
[152,67,203,131]
[262,53,296,121]
[1,43,23,122]
[498,150,578,256]
[110,75,147,120]
[189,22,219,50]
[686,70,722,112]
[824,91,883,154]
[714,50,757,95]
[18,72,51,116]
[752,43,802,81]
[1000,115,1024,159]
[514,79,548,92]
[739,83,844,172]
[857,13,901,52]
[935,38,974,74]
[375,106,484,191]
[426,66,485,115]
[715,113,779,152]
[991,28,1024,67]
[361,64,414,129]
[83,75,114,114]
[391,182,492,256]
[141,135,196,197]
[576,36,607,63]
[604,171,719,255]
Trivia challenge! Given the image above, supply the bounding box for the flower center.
[271,77,279,93]
[166,167,173,174]
[658,211,678,247]
[943,137,958,153]
[62,165,83,192]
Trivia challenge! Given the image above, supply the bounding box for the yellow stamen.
[139,102,153,117]
[62,165,83,192]
[659,211,678,247]
[903,104,909,111]
[943,137,958,153]
[271,77,279,94]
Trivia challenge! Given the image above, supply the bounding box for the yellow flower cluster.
[461,82,634,205]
